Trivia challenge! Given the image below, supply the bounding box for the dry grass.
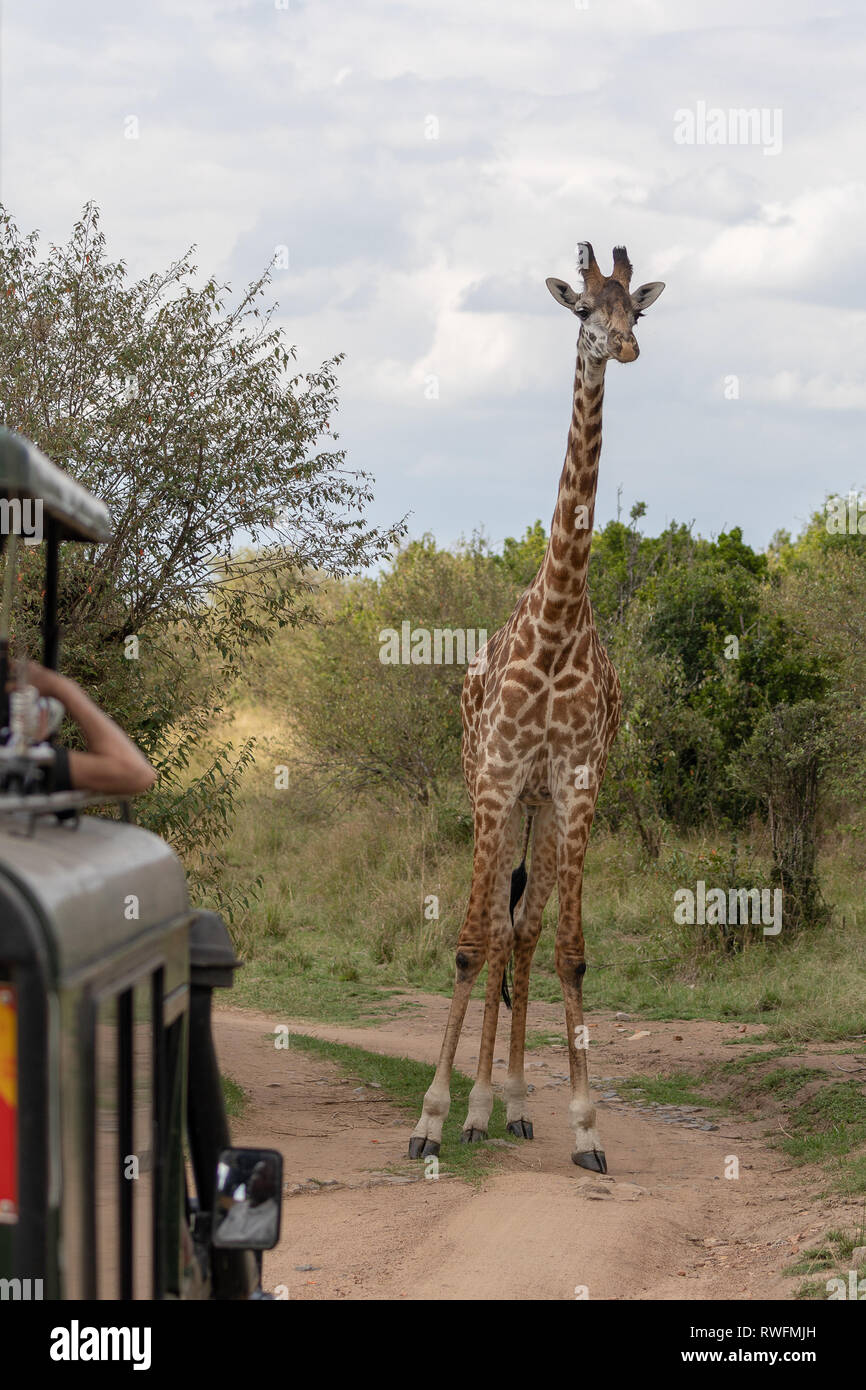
[214,700,866,1039]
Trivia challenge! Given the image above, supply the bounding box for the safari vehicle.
[0,428,281,1300]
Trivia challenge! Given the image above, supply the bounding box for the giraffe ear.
[546,277,581,311]
[631,281,665,313]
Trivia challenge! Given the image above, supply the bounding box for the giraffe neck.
[533,347,607,632]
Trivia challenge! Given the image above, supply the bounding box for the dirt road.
[213,995,861,1300]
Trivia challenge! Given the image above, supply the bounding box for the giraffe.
[408,242,665,1171]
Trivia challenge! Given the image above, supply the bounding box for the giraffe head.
[545,243,664,364]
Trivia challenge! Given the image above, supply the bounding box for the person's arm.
[24,662,157,796]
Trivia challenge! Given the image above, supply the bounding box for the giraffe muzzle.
[612,335,639,363]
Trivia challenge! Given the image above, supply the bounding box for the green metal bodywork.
[0,428,112,543]
[0,815,190,981]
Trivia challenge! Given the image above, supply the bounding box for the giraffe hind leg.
[499,854,528,1008]
[504,804,556,1139]
[552,792,606,1172]
[500,813,533,1008]
[459,804,522,1143]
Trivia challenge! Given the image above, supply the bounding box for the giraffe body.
[409,243,665,1169]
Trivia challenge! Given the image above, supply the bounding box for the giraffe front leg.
[554,792,606,1172]
[411,786,520,1156]
[504,805,557,1139]
[408,1079,451,1159]
[408,949,481,1158]
[408,835,499,1157]
[560,975,606,1172]
[460,943,508,1143]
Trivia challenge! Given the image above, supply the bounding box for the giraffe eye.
[575,306,590,321]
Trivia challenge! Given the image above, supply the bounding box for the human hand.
[11,659,63,697]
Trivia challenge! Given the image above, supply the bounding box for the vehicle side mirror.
[212,1147,283,1250]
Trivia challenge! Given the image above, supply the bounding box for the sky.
[1,0,864,558]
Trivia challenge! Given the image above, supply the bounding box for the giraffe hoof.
[408,1136,441,1159]
[572,1149,607,1173]
[506,1120,534,1140]
[460,1127,488,1144]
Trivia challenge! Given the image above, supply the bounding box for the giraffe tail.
[501,814,534,1009]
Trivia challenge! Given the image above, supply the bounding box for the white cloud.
[697,183,866,300]
[751,372,866,411]
[0,0,863,550]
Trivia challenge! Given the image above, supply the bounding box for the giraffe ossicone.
[408,244,665,1172]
